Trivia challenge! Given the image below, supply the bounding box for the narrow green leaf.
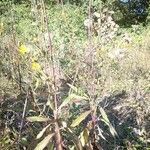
[99,107,110,123]
[59,94,87,110]
[27,116,50,122]
[71,110,91,127]
[109,123,118,137]
[34,133,55,150]
[36,124,51,139]
[100,107,118,137]
[97,125,106,141]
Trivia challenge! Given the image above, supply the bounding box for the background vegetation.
[0,0,150,149]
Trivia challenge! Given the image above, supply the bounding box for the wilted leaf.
[34,133,55,150]
[71,110,91,127]
[59,94,87,110]
[80,128,89,146]
[27,116,51,122]
[36,124,51,139]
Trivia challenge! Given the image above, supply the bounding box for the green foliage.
[47,4,86,43]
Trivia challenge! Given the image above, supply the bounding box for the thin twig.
[19,91,28,140]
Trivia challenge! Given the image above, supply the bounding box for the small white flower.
[107,16,113,22]
[93,12,101,18]
[84,18,93,28]
[108,48,126,59]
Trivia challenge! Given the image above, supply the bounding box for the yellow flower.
[31,61,41,72]
[19,44,28,55]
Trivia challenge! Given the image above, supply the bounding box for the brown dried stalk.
[41,0,63,149]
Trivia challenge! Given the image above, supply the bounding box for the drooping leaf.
[96,125,106,141]
[27,116,51,122]
[36,124,51,139]
[34,133,54,150]
[99,107,117,137]
[108,123,118,137]
[101,117,118,137]
[59,94,87,110]
[71,110,91,127]
[99,107,110,124]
